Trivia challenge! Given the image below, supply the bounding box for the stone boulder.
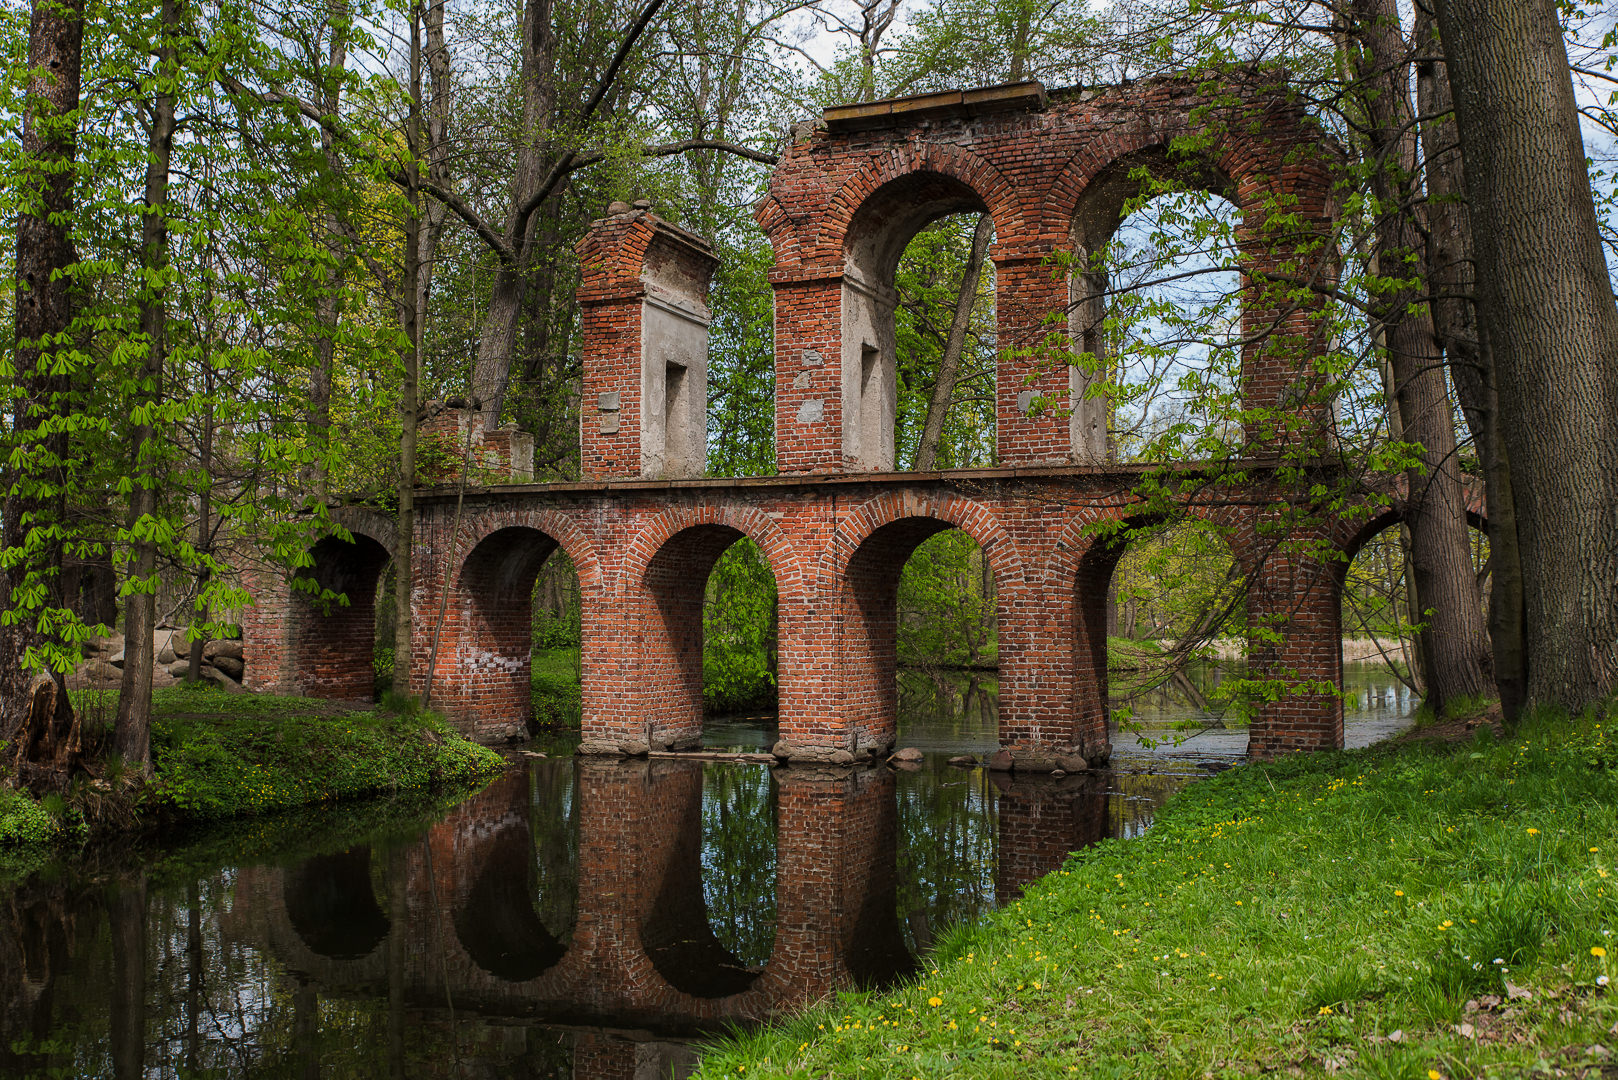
[203,638,243,662]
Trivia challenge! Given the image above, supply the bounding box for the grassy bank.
[0,688,505,846]
[698,706,1618,1079]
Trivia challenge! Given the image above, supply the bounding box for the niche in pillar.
[577,205,718,480]
[641,297,708,479]
[840,278,897,470]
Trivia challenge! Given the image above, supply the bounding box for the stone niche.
[576,205,719,481]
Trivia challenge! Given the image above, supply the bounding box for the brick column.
[1243,538,1344,757]
[996,253,1076,466]
[577,207,718,481]
[771,276,847,473]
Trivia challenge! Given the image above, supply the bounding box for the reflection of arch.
[427,508,603,735]
[821,493,1023,752]
[613,507,802,749]
[283,847,390,960]
[452,826,567,982]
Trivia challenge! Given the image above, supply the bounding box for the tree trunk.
[469,0,555,429]
[307,0,351,498]
[1414,10,1528,718]
[1350,0,1492,714]
[2,0,84,753]
[914,213,992,472]
[1432,0,1618,710]
[115,0,180,773]
[393,4,423,700]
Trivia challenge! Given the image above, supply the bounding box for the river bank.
[0,688,505,852]
[695,703,1618,1079]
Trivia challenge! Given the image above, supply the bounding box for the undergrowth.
[697,703,1618,1079]
[0,689,506,844]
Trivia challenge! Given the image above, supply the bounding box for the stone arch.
[599,505,806,751]
[815,492,1024,754]
[420,507,604,739]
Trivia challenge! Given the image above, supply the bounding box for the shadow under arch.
[293,527,392,701]
[429,510,602,735]
[821,492,1022,754]
[619,507,801,751]
[283,846,390,961]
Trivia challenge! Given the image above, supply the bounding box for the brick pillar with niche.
[770,275,847,474]
[576,205,719,480]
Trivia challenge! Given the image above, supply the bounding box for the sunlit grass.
[696,704,1618,1078]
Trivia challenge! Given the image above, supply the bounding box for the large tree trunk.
[2,0,86,753]
[115,0,180,773]
[469,0,555,429]
[1434,0,1618,710]
[1351,0,1491,714]
[914,213,992,472]
[1414,8,1528,718]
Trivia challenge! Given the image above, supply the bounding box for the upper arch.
[820,491,1025,592]
[450,506,604,593]
[620,504,806,602]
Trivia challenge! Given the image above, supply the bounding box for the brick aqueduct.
[244,74,1365,765]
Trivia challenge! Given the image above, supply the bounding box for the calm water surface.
[0,661,1409,1078]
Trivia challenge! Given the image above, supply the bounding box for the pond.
[0,660,1411,1078]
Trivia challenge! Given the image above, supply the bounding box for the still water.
[0,662,1409,1078]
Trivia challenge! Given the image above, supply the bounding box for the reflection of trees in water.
[894,765,998,955]
[897,670,998,743]
[700,763,777,968]
[528,759,580,944]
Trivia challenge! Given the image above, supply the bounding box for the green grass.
[0,689,507,845]
[532,645,583,728]
[147,689,505,820]
[696,705,1618,1079]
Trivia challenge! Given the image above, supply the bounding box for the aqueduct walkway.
[243,72,1367,765]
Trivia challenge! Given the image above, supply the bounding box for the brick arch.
[325,505,397,560]
[451,506,604,593]
[821,490,1024,589]
[619,504,805,602]
[815,492,1024,754]
[825,142,1026,267]
[421,507,605,739]
[1042,109,1337,241]
[597,505,807,752]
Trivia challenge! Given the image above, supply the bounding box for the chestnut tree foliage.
[3,0,1616,771]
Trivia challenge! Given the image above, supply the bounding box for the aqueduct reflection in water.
[0,756,1185,1078]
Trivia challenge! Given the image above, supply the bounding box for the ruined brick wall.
[758,74,1339,473]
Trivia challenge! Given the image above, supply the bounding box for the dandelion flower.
[928,996,942,1007]
[1593,946,1607,957]
[1318,1006,1333,1015]
[1527,828,1540,835]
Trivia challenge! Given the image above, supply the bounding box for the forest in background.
[4,0,1618,774]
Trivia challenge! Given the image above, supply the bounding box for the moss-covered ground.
[697,705,1618,1079]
